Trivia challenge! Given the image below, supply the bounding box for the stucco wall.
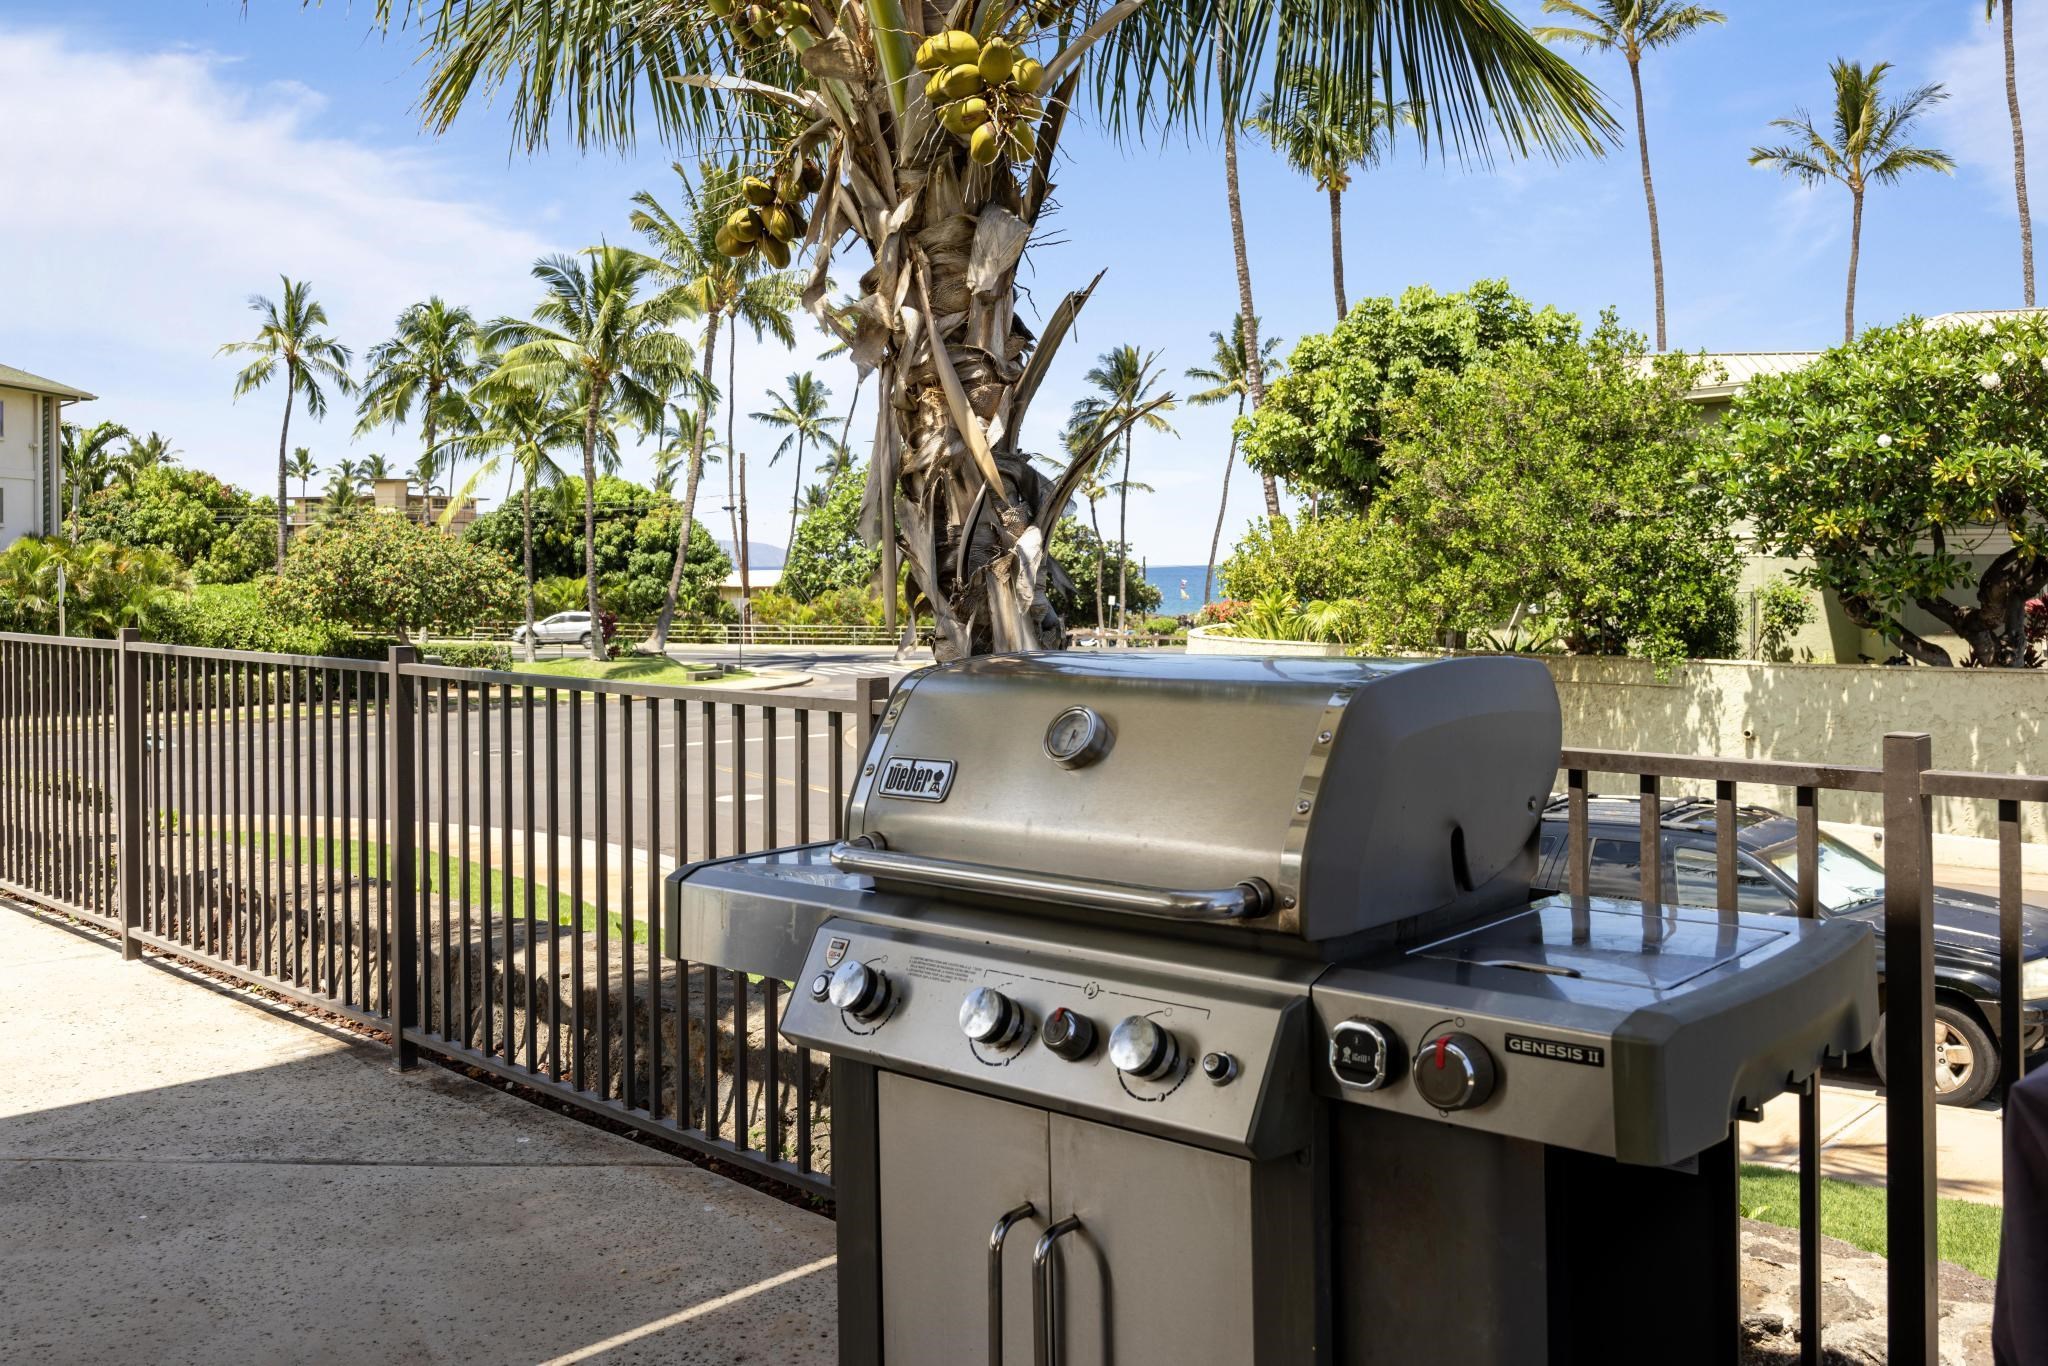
[0,386,48,547]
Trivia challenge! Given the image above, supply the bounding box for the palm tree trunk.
[1328,183,1347,321]
[275,382,296,576]
[1116,432,1132,643]
[838,372,865,455]
[1219,28,1280,522]
[580,396,608,662]
[2004,0,2036,307]
[1204,394,1245,607]
[786,432,806,570]
[1845,188,1864,346]
[1628,59,1669,353]
[521,480,537,664]
[726,338,745,619]
[1088,496,1106,633]
[649,312,721,652]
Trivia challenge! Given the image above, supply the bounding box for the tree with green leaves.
[218,276,354,573]
[1989,0,2035,306]
[1750,60,1955,345]
[754,370,835,562]
[73,464,276,581]
[1046,517,1161,629]
[271,510,520,640]
[355,297,484,510]
[782,462,882,602]
[1186,318,1283,604]
[117,431,179,492]
[481,248,695,660]
[630,160,802,652]
[367,0,1612,660]
[1534,1,1724,352]
[1250,67,1419,319]
[1723,314,2048,667]
[435,380,597,659]
[0,537,187,637]
[286,446,319,505]
[1242,279,1578,511]
[1071,346,1175,639]
[60,420,132,534]
[359,453,395,486]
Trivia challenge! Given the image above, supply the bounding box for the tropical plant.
[270,511,521,640]
[1749,60,1955,345]
[1754,577,1815,663]
[782,462,881,602]
[1721,313,2048,667]
[754,370,834,563]
[60,421,132,533]
[1534,1,1724,352]
[217,275,354,572]
[1045,517,1161,630]
[117,431,179,491]
[1989,0,2035,306]
[370,0,1613,660]
[1242,279,1578,511]
[286,446,319,504]
[1220,513,1375,604]
[1070,346,1175,638]
[359,453,395,486]
[408,449,445,523]
[322,469,364,517]
[1211,589,1365,643]
[1186,318,1284,604]
[355,297,485,504]
[1250,67,1419,319]
[481,248,695,659]
[0,536,187,636]
[629,159,802,651]
[72,464,276,581]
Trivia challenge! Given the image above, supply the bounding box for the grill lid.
[842,653,1561,940]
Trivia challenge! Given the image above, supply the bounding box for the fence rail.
[442,621,921,647]
[1,633,2031,1363]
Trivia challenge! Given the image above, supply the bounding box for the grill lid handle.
[831,837,1273,922]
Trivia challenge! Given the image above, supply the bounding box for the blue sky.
[0,1,2038,564]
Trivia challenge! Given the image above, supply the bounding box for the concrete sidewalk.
[1741,1075,2007,1205]
[0,904,836,1366]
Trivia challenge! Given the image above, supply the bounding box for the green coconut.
[939,63,984,100]
[1014,56,1046,93]
[758,234,792,269]
[725,206,762,242]
[977,37,1017,84]
[969,122,1003,166]
[915,29,980,72]
[742,175,775,206]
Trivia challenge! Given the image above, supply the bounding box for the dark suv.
[1538,797,2048,1108]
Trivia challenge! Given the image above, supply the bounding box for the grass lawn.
[514,656,747,687]
[1740,1164,2002,1280]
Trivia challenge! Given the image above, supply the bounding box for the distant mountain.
[715,539,787,571]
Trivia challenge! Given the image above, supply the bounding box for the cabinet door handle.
[1031,1217,1085,1366]
[988,1203,1036,1366]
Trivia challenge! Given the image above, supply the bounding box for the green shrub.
[276,511,520,637]
[749,586,885,626]
[1755,578,1816,662]
[1220,515,1373,604]
[153,582,398,660]
[434,642,514,671]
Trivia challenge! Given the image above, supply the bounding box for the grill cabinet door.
[877,1073,1049,1365]
[1048,1113,1259,1366]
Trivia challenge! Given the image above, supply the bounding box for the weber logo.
[1504,1033,1607,1068]
[876,756,956,802]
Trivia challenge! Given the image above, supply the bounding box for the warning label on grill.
[1505,1033,1607,1068]
[876,756,955,802]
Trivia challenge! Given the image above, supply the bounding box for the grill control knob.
[1414,1032,1497,1112]
[1108,1016,1180,1081]
[959,987,1025,1047]
[827,959,892,1022]
[1042,1007,1097,1061]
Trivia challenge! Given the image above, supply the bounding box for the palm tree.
[1251,69,1420,319]
[1534,2,1723,352]
[435,381,596,660]
[286,446,319,508]
[59,420,131,533]
[116,432,179,491]
[629,161,803,651]
[408,449,446,524]
[374,0,1612,660]
[321,466,364,518]
[1071,346,1176,641]
[482,247,694,660]
[356,298,485,495]
[1186,319,1285,605]
[359,453,395,487]
[754,371,834,563]
[218,276,354,573]
[1750,61,1955,345]
[1990,0,2035,306]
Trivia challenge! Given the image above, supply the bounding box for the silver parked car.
[511,611,597,647]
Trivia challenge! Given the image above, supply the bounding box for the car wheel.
[1871,1003,1999,1108]
[578,632,592,648]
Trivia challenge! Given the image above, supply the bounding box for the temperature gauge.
[1044,706,1112,769]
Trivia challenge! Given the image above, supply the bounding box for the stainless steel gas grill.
[665,653,1878,1366]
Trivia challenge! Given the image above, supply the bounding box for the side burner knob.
[827,959,893,1022]
[959,986,1025,1047]
[1108,1016,1180,1081]
[1414,1032,1497,1112]
[1042,1007,1097,1061]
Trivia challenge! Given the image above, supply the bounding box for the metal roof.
[0,363,95,401]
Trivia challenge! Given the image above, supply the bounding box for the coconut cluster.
[715,158,825,265]
[707,0,821,50]
[914,30,1046,166]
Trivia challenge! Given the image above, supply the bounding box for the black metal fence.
[2,630,2031,1362]
[0,628,889,1199]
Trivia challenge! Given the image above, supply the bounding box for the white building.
[0,364,96,549]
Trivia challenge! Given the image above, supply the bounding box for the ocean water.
[1137,564,1226,616]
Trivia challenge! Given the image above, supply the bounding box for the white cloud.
[1929,8,2045,208]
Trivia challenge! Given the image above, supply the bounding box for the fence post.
[387,645,419,1071]
[1880,731,1936,1364]
[852,674,890,765]
[114,627,144,962]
